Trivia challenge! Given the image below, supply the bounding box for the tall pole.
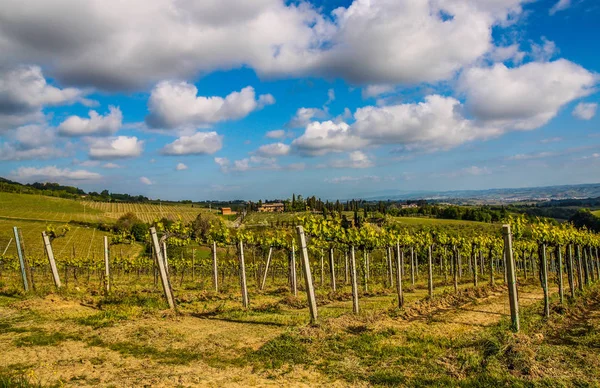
[42,232,61,288]
[13,227,28,291]
[291,244,297,296]
[540,243,550,318]
[350,246,359,314]
[260,247,273,290]
[396,242,404,308]
[503,224,520,332]
[238,241,249,308]
[557,245,564,304]
[329,248,336,291]
[212,241,219,293]
[427,245,434,297]
[103,236,110,294]
[296,226,318,324]
[149,227,175,309]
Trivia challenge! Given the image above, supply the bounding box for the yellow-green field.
[0,219,143,262]
[0,192,210,224]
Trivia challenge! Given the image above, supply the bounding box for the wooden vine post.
[473,243,478,287]
[42,231,61,288]
[395,242,404,308]
[13,227,29,292]
[427,245,434,297]
[540,243,550,318]
[503,224,520,332]
[212,241,218,292]
[557,245,564,304]
[103,236,110,293]
[260,247,273,290]
[350,246,359,314]
[329,248,336,291]
[149,227,175,309]
[296,226,318,323]
[567,244,575,298]
[238,241,249,308]
[387,246,393,288]
[290,243,297,296]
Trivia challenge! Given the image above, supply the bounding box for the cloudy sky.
[0,0,598,200]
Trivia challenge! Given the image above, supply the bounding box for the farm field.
[0,219,143,266]
[1,192,599,386]
[0,192,211,225]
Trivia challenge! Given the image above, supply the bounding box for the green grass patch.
[13,329,77,347]
[75,311,129,329]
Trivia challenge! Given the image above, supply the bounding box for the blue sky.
[0,0,598,201]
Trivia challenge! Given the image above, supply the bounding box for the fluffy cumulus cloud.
[161,132,222,155]
[58,106,122,136]
[458,60,597,129]
[0,65,85,130]
[265,129,286,139]
[88,136,143,159]
[292,121,368,155]
[215,155,302,173]
[176,162,188,171]
[572,102,597,120]
[145,82,274,129]
[256,142,290,157]
[292,58,598,157]
[0,124,69,161]
[140,176,153,185]
[0,0,531,91]
[287,107,328,128]
[12,166,101,182]
[330,151,374,169]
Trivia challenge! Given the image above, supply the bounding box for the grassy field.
[1,265,597,387]
[0,192,211,225]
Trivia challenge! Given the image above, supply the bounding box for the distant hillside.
[364,183,600,203]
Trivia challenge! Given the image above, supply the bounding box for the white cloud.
[489,44,525,64]
[362,84,395,99]
[176,162,188,171]
[530,37,557,62]
[161,131,223,155]
[287,107,328,128]
[0,1,530,90]
[265,129,286,139]
[58,106,122,136]
[293,59,598,157]
[326,88,335,104]
[330,151,374,169]
[572,102,597,120]
[145,82,274,129]
[215,155,300,173]
[0,124,69,161]
[0,65,84,130]
[88,136,143,159]
[540,137,563,144]
[140,176,152,185]
[507,152,557,160]
[292,120,368,155]
[549,0,571,15]
[102,162,120,169]
[458,60,597,129]
[256,142,290,157]
[12,166,101,182]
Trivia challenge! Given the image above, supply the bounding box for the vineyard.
[1,197,600,386]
